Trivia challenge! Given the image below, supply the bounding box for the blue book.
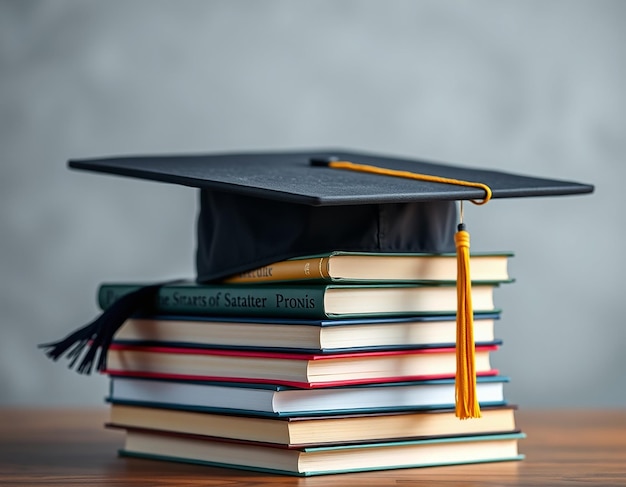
[107,375,509,417]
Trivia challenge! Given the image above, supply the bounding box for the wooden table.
[1,409,625,486]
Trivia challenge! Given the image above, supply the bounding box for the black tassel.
[38,283,166,374]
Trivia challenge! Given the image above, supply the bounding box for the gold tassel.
[455,214,481,419]
[312,158,492,419]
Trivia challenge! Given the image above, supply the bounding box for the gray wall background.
[1,0,624,407]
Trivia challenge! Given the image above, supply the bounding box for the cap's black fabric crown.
[196,190,457,282]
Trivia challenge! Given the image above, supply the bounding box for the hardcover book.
[98,280,499,319]
[105,343,499,388]
[107,375,510,416]
[118,429,525,476]
[112,313,500,353]
[108,404,518,447]
[224,251,512,284]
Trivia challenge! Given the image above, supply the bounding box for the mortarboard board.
[41,148,593,418]
[66,149,593,282]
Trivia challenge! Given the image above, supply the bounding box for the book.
[224,251,512,284]
[113,313,500,352]
[98,280,500,319]
[105,344,499,388]
[119,430,525,476]
[108,375,509,416]
[108,404,518,447]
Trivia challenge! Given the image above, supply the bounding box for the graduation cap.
[40,149,593,418]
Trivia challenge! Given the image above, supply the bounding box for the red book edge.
[103,369,500,389]
[107,343,499,360]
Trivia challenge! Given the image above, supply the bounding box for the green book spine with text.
[98,280,496,319]
[98,281,328,319]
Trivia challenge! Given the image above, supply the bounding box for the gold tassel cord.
[323,160,492,419]
[455,204,480,419]
[326,160,492,205]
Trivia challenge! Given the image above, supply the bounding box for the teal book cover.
[118,431,526,476]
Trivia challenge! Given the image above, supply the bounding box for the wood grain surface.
[1,408,625,486]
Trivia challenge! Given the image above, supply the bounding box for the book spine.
[223,257,330,284]
[97,284,329,318]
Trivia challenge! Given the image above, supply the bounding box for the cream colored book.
[224,251,512,284]
[109,404,518,447]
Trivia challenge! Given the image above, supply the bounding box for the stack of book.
[103,251,524,476]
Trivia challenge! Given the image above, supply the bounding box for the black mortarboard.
[41,148,593,418]
[66,149,592,282]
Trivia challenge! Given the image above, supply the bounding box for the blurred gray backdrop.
[1,0,624,407]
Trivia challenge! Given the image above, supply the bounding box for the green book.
[119,431,526,476]
[98,280,500,319]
